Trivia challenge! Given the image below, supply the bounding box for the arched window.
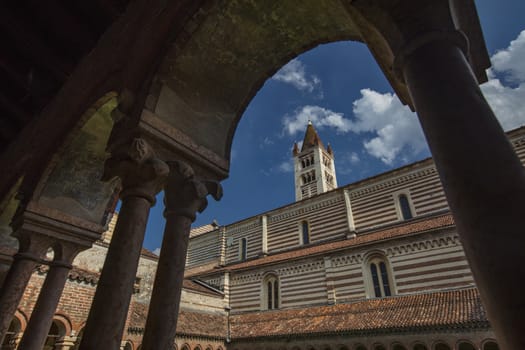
[355,345,367,350]
[123,341,133,350]
[457,342,476,350]
[2,317,21,349]
[482,341,499,350]
[301,221,310,245]
[398,194,413,220]
[44,320,66,350]
[413,344,428,350]
[373,344,386,350]
[433,342,451,350]
[392,344,407,350]
[262,274,279,310]
[239,238,247,261]
[365,254,394,298]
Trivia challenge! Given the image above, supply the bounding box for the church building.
[3,122,516,350]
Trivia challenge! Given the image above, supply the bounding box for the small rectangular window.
[301,221,310,245]
[240,238,247,261]
[398,194,413,220]
[370,263,381,297]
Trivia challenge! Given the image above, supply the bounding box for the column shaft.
[140,215,191,349]
[18,263,71,350]
[0,257,39,343]
[402,39,525,350]
[79,196,152,350]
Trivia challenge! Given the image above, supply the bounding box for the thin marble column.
[78,138,168,350]
[17,243,81,350]
[0,233,49,344]
[398,31,525,350]
[141,161,222,350]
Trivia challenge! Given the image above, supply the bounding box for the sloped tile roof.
[230,287,488,339]
[35,265,99,284]
[301,122,325,152]
[141,247,159,259]
[183,279,223,297]
[129,302,227,339]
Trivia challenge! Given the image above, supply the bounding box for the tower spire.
[292,122,337,201]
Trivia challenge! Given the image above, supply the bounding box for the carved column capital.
[164,161,223,222]
[102,138,169,204]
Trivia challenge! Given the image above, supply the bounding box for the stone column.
[345,2,524,347]
[261,215,268,255]
[0,232,49,344]
[140,161,222,350]
[54,336,76,350]
[3,331,23,350]
[398,32,525,350]
[17,243,81,350]
[78,138,169,350]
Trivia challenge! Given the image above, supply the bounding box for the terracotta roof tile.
[301,122,325,152]
[204,214,454,274]
[230,287,487,339]
[36,265,99,284]
[141,247,159,259]
[129,302,227,339]
[183,279,223,296]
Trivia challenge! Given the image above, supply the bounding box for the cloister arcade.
[0,0,523,349]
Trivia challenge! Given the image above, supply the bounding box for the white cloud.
[491,30,525,83]
[283,105,352,136]
[281,30,525,165]
[153,248,160,256]
[481,30,525,131]
[273,59,322,94]
[350,152,360,164]
[277,161,293,173]
[351,89,426,165]
[282,97,424,165]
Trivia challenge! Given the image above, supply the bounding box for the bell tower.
[293,121,337,201]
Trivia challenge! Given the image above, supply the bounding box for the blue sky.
[143,1,525,253]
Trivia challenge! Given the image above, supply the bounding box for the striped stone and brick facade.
[4,125,525,349]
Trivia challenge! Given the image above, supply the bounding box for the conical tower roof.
[301,121,325,152]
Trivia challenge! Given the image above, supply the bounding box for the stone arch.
[181,343,191,350]
[432,342,452,350]
[337,345,349,350]
[52,314,73,336]
[456,340,476,350]
[123,340,134,350]
[362,250,395,298]
[411,342,429,350]
[391,343,408,350]
[1,314,23,349]
[44,318,68,349]
[194,345,203,350]
[481,339,499,350]
[354,344,367,350]
[261,271,280,310]
[372,344,386,350]
[33,92,120,225]
[13,309,28,332]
